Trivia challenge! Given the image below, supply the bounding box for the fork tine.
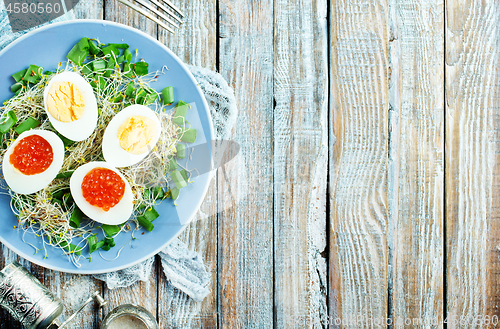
[148,0,183,23]
[116,0,175,34]
[133,0,180,28]
[160,0,184,18]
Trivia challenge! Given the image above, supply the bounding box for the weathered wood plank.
[72,0,103,19]
[388,0,444,327]
[446,0,500,326]
[156,0,218,327]
[328,0,390,327]
[273,0,328,327]
[217,0,274,327]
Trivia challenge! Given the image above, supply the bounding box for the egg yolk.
[46,81,85,122]
[9,135,53,175]
[117,115,157,155]
[81,168,125,212]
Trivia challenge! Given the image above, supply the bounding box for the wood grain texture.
[156,1,218,327]
[389,0,444,327]
[72,0,103,19]
[446,0,500,326]
[217,0,274,327]
[328,0,390,327]
[273,0,328,327]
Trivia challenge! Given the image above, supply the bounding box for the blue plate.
[0,20,214,274]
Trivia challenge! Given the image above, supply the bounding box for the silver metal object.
[0,261,106,329]
[101,304,159,329]
[114,0,184,34]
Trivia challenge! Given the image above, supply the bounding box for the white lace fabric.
[0,14,238,303]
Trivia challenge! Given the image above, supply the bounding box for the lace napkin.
[0,11,238,303]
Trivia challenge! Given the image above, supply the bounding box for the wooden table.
[1,0,499,327]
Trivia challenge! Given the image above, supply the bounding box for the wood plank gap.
[326,0,332,326]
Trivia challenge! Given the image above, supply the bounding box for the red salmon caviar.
[81,167,125,211]
[9,134,53,175]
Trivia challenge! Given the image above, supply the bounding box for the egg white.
[102,104,161,168]
[43,71,98,142]
[2,130,64,195]
[70,161,134,225]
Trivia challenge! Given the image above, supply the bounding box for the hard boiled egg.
[2,130,64,195]
[70,161,134,225]
[102,104,161,168]
[43,71,98,141]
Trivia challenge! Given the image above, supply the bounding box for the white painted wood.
[328,0,390,327]
[217,0,275,327]
[273,0,328,327]
[388,0,445,327]
[446,0,500,325]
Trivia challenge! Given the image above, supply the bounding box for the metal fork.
[115,0,184,34]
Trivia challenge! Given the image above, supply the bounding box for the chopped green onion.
[12,69,27,82]
[137,215,154,232]
[123,62,134,78]
[88,235,99,253]
[176,144,186,159]
[117,55,125,64]
[10,82,23,93]
[15,117,41,134]
[88,40,101,55]
[69,206,83,229]
[105,237,116,248]
[23,65,43,84]
[92,60,106,72]
[134,62,149,75]
[66,37,89,65]
[177,100,189,107]
[143,206,159,222]
[124,49,133,63]
[180,128,197,143]
[0,111,17,133]
[102,224,121,237]
[152,186,164,200]
[162,86,174,105]
[167,157,178,171]
[102,45,119,58]
[109,43,129,49]
[171,187,180,200]
[55,171,75,179]
[171,170,187,188]
[81,64,93,76]
[173,104,189,126]
[180,169,189,181]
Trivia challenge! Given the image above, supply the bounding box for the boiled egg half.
[43,71,98,141]
[2,130,64,195]
[70,161,134,225]
[102,104,161,168]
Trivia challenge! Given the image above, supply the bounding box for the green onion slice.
[14,117,41,134]
[12,69,27,82]
[162,86,174,105]
[69,206,83,229]
[0,110,17,133]
[180,128,197,143]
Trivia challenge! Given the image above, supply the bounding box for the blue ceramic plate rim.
[0,19,214,274]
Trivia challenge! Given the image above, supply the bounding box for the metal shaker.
[0,261,106,329]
